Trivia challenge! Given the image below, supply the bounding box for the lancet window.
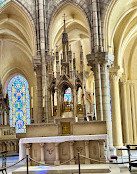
[8,75,30,133]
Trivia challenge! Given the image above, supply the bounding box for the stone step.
[12,164,111,174]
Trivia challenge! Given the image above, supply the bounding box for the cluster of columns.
[0,141,18,152]
[0,108,9,125]
[87,52,114,150]
[110,67,137,146]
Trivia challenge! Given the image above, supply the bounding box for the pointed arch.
[48,1,91,51]
[104,0,137,80]
[7,74,30,133]
[0,0,36,57]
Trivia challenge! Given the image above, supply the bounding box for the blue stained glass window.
[8,75,30,133]
[64,87,72,102]
[0,0,9,8]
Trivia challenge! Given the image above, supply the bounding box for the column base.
[54,160,60,165]
[109,146,116,156]
[85,159,90,164]
[70,159,75,165]
[115,146,128,156]
[40,161,45,165]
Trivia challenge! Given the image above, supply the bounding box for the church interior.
[0,0,137,173]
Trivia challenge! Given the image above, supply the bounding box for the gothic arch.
[47,1,91,50]
[104,0,137,80]
[0,1,36,84]
[0,0,36,57]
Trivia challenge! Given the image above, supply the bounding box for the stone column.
[126,82,133,144]
[73,88,77,117]
[94,63,103,120]
[14,141,17,152]
[120,76,129,145]
[33,57,42,123]
[85,141,90,164]
[87,52,114,151]
[54,143,60,165]
[100,62,113,148]
[130,83,137,144]
[110,68,123,147]
[57,90,60,117]
[40,143,45,163]
[69,141,75,164]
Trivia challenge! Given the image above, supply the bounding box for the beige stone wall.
[26,124,58,137]
[25,121,106,137]
[73,121,107,135]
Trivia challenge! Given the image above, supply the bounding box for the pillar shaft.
[130,84,137,144]
[100,63,113,148]
[54,143,60,165]
[126,82,133,144]
[85,141,90,164]
[69,141,75,164]
[94,63,103,120]
[110,73,123,147]
[40,143,45,163]
[120,78,129,145]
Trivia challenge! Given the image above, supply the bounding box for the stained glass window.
[0,0,9,7]
[8,75,30,133]
[64,87,72,102]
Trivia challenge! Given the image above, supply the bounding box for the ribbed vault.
[105,0,137,80]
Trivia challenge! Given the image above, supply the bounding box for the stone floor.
[0,153,137,174]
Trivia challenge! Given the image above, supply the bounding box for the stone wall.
[26,120,107,137]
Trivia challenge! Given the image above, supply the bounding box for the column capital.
[120,74,127,85]
[69,141,74,145]
[40,143,45,147]
[25,143,32,149]
[85,140,89,146]
[87,52,114,69]
[109,66,123,81]
[33,55,41,72]
[55,143,59,147]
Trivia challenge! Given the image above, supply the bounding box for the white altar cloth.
[19,134,108,160]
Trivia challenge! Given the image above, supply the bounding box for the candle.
[31,87,33,97]
[43,96,45,107]
[31,98,33,108]
[43,86,45,97]
[75,117,78,122]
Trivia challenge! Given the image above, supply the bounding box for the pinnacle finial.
[63,13,67,33]
[56,45,58,52]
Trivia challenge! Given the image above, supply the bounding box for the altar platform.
[12,164,111,174]
[19,134,108,165]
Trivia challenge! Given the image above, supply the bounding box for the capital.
[69,141,74,146]
[33,55,41,72]
[87,52,114,71]
[25,143,31,149]
[40,143,45,147]
[109,66,123,81]
[120,74,127,84]
[85,140,89,146]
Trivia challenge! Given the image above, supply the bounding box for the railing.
[1,151,137,173]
